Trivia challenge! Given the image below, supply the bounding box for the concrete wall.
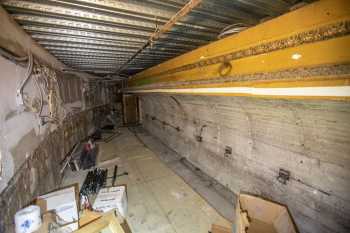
[140,94,350,233]
[0,55,111,232]
[0,55,83,193]
[0,105,108,233]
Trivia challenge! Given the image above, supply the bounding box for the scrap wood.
[74,212,126,233]
[240,211,250,229]
[79,210,102,227]
[211,224,232,233]
[33,211,56,233]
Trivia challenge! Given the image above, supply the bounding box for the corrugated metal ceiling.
[1,0,309,77]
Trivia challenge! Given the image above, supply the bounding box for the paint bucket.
[14,205,41,233]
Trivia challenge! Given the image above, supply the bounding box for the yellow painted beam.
[143,76,350,89]
[130,36,350,86]
[127,0,350,100]
[130,0,350,83]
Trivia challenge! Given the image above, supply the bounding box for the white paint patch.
[128,86,350,97]
[170,190,187,200]
[0,135,15,192]
[3,112,37,149]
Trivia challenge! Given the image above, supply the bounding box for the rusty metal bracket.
[277,168,290,185]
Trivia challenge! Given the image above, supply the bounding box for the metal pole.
[116,0,202,75]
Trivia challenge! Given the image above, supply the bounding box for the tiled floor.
[61,128,231,233]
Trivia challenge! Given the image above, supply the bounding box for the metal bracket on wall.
[224,146,232,158]
[195,135,202,142]
[277,168,290,185]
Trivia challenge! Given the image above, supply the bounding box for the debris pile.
[14,182,130,233]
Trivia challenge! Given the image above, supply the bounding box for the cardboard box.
[36,184,79,232]
[234,194,297,233]
[93,185,127,218]
[33,211,55,233]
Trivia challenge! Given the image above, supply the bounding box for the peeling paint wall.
[0,105,108,233]
[0,55,86,192]
[0,56,112,233]
[0,55,42,192]
[140,94,350,233]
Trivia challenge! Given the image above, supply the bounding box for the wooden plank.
[211,224,231,233]
[74,212,125,233]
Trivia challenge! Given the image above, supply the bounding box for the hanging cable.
[32,67,44,118]
[1,48,66,123]
[16,51,33,106]
[217,23,250,39]
[0,47,28,65]
[1,49,65,124]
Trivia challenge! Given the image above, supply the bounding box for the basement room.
[0,1,349,233]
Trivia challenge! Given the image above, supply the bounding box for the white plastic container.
[14,205,41,233]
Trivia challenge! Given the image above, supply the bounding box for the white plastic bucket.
[14,205,41,233]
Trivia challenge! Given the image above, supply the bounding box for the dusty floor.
[61,128,231,233]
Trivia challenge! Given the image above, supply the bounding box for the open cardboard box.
[35,184,80,232]
[234,194,297,233]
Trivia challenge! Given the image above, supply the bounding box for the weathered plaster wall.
[0,55,42,192]
[140,94,350,233]
[0,55,112,233]
[0,55,84,193]
[0,105,108,233]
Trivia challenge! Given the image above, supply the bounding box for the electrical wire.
[32,72,44,118]
[0,47,28,65]
[0,48,67,124]
[31,63,60,123]
[0,48,66,124]
[17,51,33,105]
[217,23,250,39]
